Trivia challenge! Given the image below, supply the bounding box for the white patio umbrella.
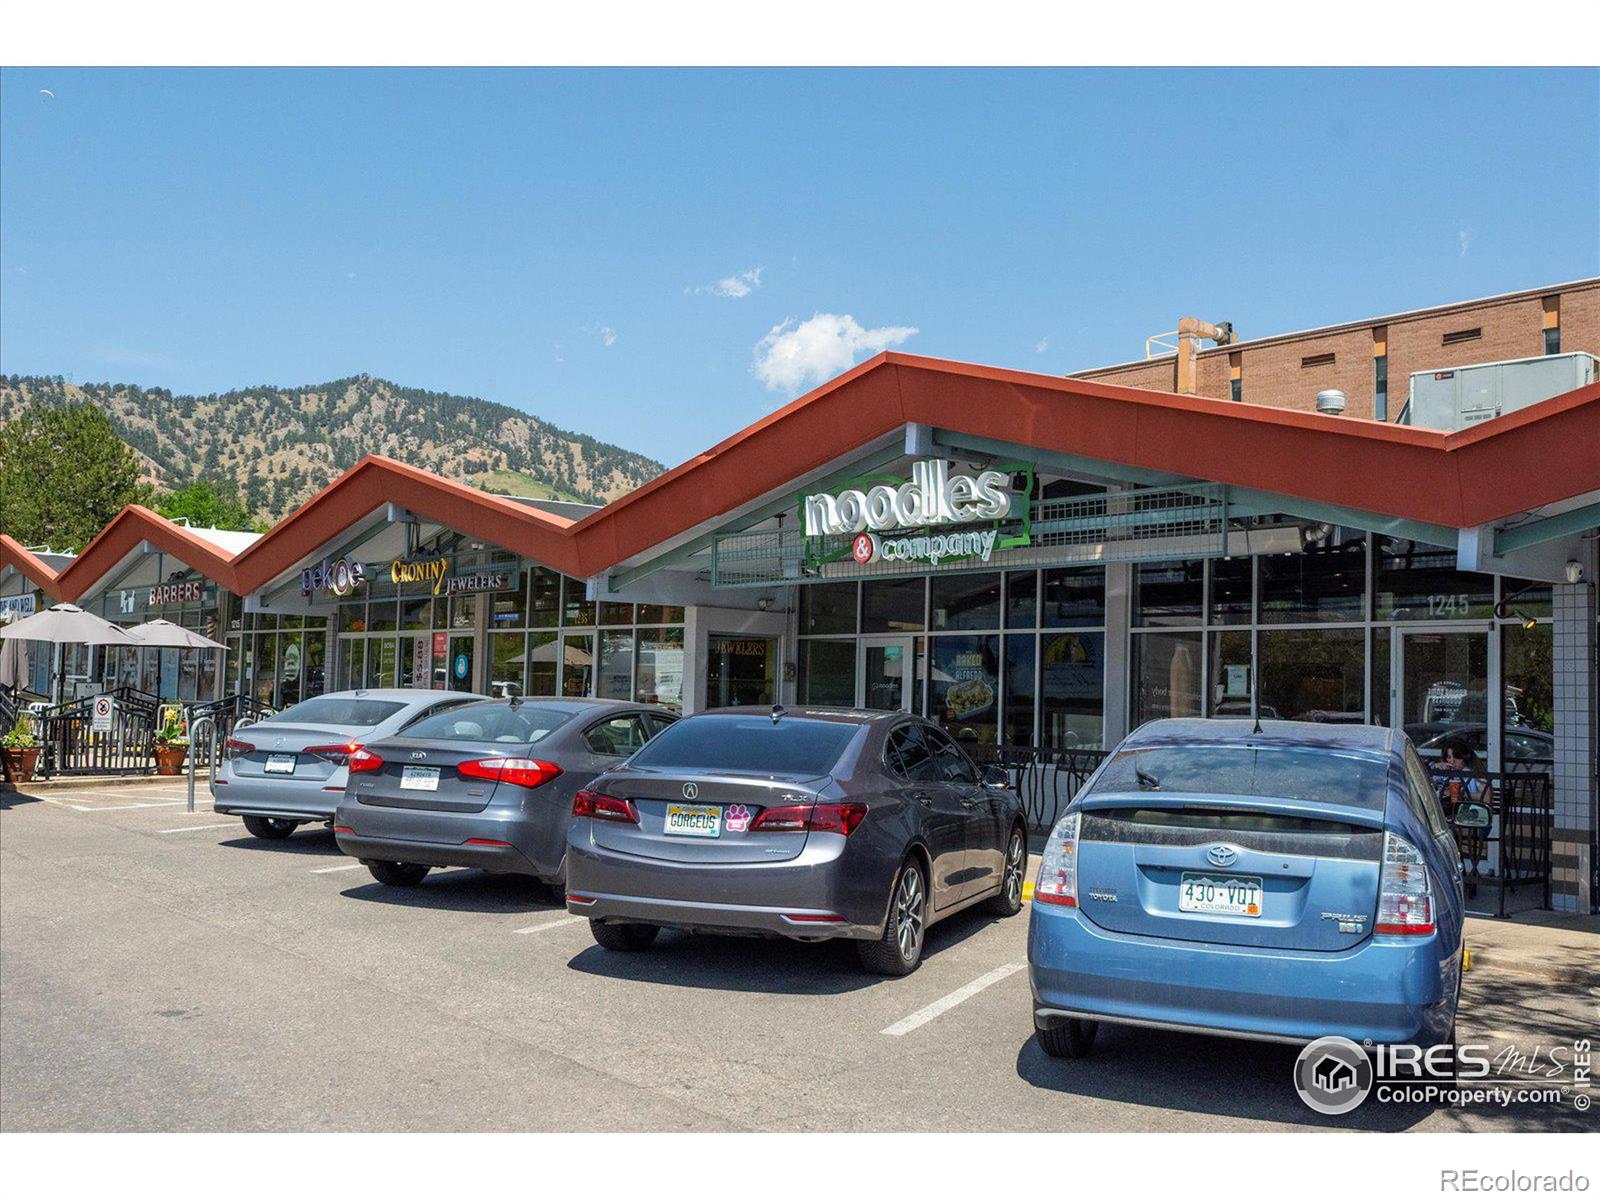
[0,611,31,691]
[0,603,142,704]
[125,618,227,650]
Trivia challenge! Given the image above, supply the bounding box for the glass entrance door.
[1393,628,1493,767]
[858,636,914,712]
[704,635,777,708]
[447,635,476,692]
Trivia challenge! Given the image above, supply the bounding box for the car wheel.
[1036,1018,1099,1059]
[859,857,928,976]
[589,920,660,951]
[241,815,297,840]
[365,860,431,887]
[983,825,1027,916]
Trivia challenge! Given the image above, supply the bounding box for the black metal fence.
[37,686,160,777]
[970,744,1110,834]
[1428,764,1553,917]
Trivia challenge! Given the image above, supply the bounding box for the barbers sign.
[804,460,1015,537]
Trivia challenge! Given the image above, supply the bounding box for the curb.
[2,773,210,794]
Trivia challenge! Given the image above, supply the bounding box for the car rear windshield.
[1089,745,1387,809]
[628,715,859,776]
[402,704,574,745]
[268,697,406,728]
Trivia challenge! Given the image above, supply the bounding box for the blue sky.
[2,67,1596,468]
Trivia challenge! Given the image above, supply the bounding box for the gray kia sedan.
[565,707,1029,975]
[334,698,676,889]
[214,689,483,838]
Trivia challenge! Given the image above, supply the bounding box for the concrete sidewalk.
[2,771,211,793]
[1465,911,1600,985]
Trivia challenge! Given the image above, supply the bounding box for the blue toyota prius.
[1028,719,1485,1059]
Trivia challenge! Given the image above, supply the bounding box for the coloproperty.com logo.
[1293,1036,1593,1115]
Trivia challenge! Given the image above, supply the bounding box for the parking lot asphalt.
[3,783,1595,1133]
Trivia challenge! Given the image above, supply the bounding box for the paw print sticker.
[724,803,752,833]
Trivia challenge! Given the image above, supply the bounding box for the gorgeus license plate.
[663,803,721,838]
[1179,873,1263,917]
[400,765,441,792]
[263,754,297,775]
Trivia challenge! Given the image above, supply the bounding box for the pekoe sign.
[301,555,367,598]
[803,460,1015,537]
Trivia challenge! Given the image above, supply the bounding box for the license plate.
[663,803,721,838]
[400,766,440,792]
[1179,873,1263,917]
[263,754,297,775]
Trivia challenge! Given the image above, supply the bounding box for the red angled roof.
[6,352,1598,604]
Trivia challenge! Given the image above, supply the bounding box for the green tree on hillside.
[154,479,264,532]
[0,404,153,551]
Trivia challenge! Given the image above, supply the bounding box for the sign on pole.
[92,693,115,733]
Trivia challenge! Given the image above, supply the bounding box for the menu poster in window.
[413,636,431,689]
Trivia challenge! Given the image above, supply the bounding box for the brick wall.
[1072,280,1600,419]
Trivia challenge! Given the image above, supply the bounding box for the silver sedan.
[212,689,483,839]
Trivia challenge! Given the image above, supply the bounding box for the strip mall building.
[4,280,1599,911]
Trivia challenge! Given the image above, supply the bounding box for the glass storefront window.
[1041,565,1106,628]
[1133,562,1203,627]
[599,602,635,627]
[1002,633,1035,744]
[1004,571,1038,629]
[491,632,526,697]
[303,633,325,698]
[800,582,858,635]
[1374,537,1494,621]
[862,578,925,633]
[562,634,594,697]
[371,638,398,689]
[798,639,856,706]
[929,635,999,746]
[526,632,558,696]
[1501,622,1553,764]
[492,577,528,628]
[195,648,218,703]
[367,600,398,632]
[1208,557,1253,625]
[253,634,276,703]
[1258,628,1364,723]
[339,639,364,692]
[598,631,635,699]
[278,632,303,707]
[1208,630,1253,718]
[635,627,685,711]
[450,593,481,630]
[1500,577,1553,621]
[704,636,776,708]
[1131,631,1201,726]
[562,576,595,628]
[1370,629,1390,728]
[1040,632,1103,749]
[1259,530,1366,623]
[637,604,686,625]
[400,597,433,631]
[931,573,1000,631]
[529,568,561,628]
[337,602,367,634]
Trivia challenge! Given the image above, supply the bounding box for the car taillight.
[225,738,254,759]
[1034,810,1080,907]
[572,789,638,824]
[305,742,361,767]
[458,758,562,789]
[747,803,867,836]
[346,748,385,774]
[1376,830,1435,935]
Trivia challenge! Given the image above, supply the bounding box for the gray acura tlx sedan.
[334,698,677,889]
[565,707,1029,975]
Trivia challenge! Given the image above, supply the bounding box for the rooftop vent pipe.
[1315,389,1347,416]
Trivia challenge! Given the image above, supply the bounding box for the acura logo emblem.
[682,782,699,800]
[1207,844,1239,868]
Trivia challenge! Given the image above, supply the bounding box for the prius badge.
[682,782,699,800]
[1207,844,1240,868]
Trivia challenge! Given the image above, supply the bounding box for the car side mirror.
[982,764,1009,789]
[1450,801,1491,831]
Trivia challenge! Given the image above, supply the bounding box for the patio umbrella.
[0,612,30,691]
[125,618,227,650]
[0,603,141,704]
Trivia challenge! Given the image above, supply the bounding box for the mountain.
[0,374,665,521]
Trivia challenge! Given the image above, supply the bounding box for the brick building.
[1072,278,1600,421]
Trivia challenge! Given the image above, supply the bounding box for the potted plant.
[2,713,41,783]
[154,708,189,776]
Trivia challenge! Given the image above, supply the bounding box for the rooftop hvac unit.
[1400,351,1597,430]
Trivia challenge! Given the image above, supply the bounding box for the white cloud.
[689,265,764,299]
[752,312,918,394]
[1458,228,1472,257]
[1035,337,1049,354]
[582,324,618,347]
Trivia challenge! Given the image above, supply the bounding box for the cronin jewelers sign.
[389,556,518,597]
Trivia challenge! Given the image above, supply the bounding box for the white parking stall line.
[309,863,365,874]
[43,796,193,811]
[157,823,238,834]
[513,916,587,935]
[881,962,1027,1037]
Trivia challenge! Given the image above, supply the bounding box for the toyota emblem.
[682,782,699,800]
[1207,844,1239,868]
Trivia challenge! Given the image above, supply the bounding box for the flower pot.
[3,746,41,782]
[155,744,189,776]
